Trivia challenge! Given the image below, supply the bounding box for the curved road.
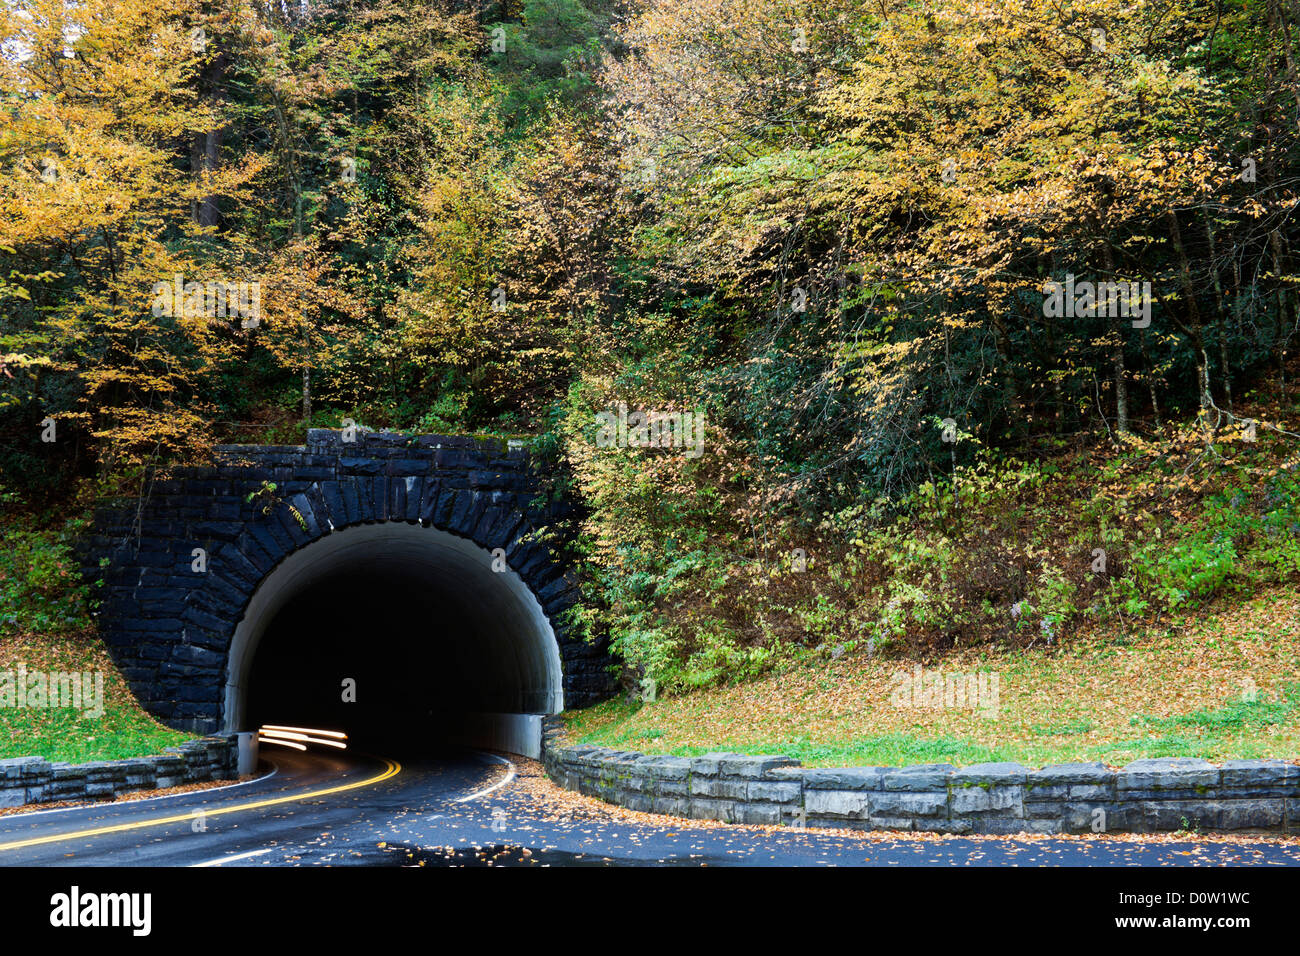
[2,750,1298,867]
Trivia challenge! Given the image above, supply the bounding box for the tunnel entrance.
[225,523,563,756]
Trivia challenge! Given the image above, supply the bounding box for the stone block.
[747,780,802,803]
[951,784,1023,815]
[952,762,1028,785]
[1117,758,1219,792]
[803,767,889,791]
[804,789,871,819]
[883,764,956,790]
[870,790,949,817]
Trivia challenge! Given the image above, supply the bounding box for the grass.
[565,585,1300,769]
[0,631,191,764]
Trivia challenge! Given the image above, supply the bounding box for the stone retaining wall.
[0,735,240,809]
[541,719,1300,835]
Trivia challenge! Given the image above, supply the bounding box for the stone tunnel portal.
[79,430,615,758]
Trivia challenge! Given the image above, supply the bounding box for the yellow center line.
[0,758,401,853]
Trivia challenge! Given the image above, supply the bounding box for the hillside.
[567,585,1300,768]
[2,0,1299,768]
[0,522,189,762]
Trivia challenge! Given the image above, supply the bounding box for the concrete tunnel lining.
[223,522,564,757]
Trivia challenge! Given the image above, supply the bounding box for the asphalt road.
[2,750,1298,867]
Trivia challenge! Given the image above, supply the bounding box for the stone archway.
[79,430,615,749]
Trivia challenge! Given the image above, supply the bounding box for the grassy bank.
[0,632,191,763]
[0,518,191,763]
[566,586,1300,769]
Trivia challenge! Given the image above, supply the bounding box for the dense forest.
[3,0,1299,695]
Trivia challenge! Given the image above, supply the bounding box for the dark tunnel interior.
[248,567,494,751]
[229,523,561,756]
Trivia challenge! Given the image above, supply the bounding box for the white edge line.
[192,846,277,868]
[453,753,516,802]
[0,765,280,822]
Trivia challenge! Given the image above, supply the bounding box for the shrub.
[0,517,94,637]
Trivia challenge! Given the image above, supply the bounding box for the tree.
[0,0,260,484]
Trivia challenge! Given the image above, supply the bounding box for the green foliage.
[489,0,607,125]
[1131,533,1240,610]
[245,480,282,517]
[0,516,94,637]
[1127,471,1300,612]
[565,417,1300,693]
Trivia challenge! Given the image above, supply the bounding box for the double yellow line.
[0,758,401,853]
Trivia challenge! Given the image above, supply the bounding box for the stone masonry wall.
[78,430,615,733]
[0,735,240,809]
[541,718,1300,835]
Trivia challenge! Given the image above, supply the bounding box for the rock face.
[78,431,615,734]
[541,719,1300,836]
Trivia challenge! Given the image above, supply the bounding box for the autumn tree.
[0,0,261,489]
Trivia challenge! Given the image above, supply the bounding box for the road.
[1,750,1297,867]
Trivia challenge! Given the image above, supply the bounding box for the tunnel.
[223,523,563,758]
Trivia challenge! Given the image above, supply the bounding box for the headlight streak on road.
[258,725,349,751]
[0,759,401,853]
[258,734,347,750]
[258,737,307,750]
[261,725,348,740]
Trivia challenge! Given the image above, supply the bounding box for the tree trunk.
[190,46,227,228]
[1269,230,1293,386]
[192,128,224,227]
[1044,310,1065,433]
[1112,316,1129,434]
[1165,211,1213,412]
[1139,331,1162,430]
[1102,243,1128,433]
[1266,0,1300,131]
[1203,211,1233,411]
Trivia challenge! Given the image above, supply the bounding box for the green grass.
[1,698,192,765]
[1031,719,1097,737]
[670,733,1006,767]
[0,636,191,763]
[1129,687,1297,733]
[0,518,192,764]
[577,697,1300,768]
